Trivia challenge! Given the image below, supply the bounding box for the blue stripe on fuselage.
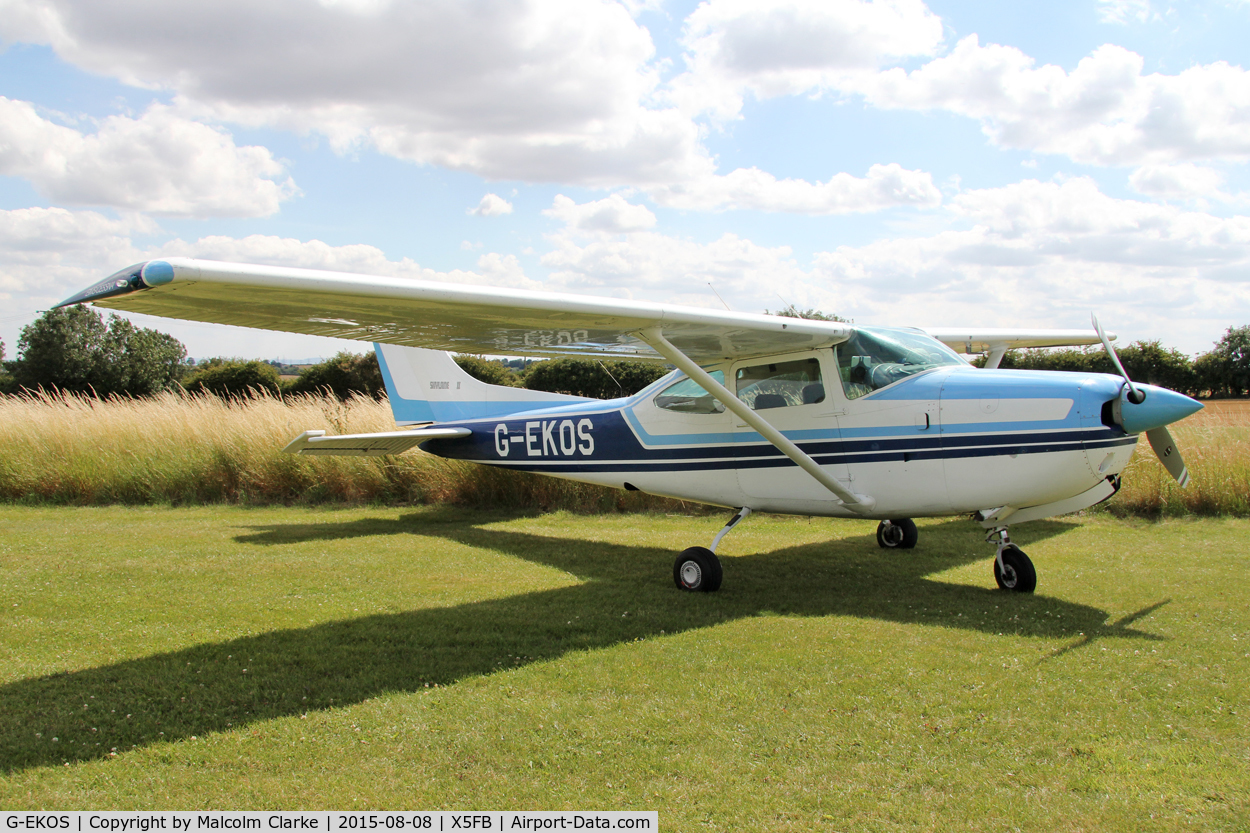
[419,403,1134,474]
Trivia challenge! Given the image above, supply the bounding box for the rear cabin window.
[734,358,825,410]
[654,370,726,414]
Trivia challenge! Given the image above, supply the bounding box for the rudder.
[374,343,590,425]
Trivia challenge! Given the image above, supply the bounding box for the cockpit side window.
[654,370,726,414]
[734,357,824,410]
[835,328,965,400]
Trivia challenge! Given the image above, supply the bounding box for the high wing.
[59,258,1111,362]
[59,258,851,363]
[921,328,1107,353]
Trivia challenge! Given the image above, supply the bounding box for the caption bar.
[2,814,656,833]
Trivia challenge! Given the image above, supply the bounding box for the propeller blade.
[1146,426,1191,488]
[1092,313,1144,404]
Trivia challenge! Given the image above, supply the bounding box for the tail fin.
[374,343,591,424]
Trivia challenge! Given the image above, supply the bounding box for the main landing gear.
[876,518,918,549]
[673,507,751,592]
[988,527,1036,593]
[671,511,1038,594]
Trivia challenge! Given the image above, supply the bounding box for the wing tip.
[55,260,178,308]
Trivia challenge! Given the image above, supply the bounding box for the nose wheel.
[989,528,1036,593]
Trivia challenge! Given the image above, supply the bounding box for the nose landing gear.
[988,527,1036,593]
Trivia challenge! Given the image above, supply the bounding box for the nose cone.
[1118,383,1204,434]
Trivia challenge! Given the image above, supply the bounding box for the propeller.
[1146,427,1191,488]
[1091,314,1197,488]
[1091,314,1144,404]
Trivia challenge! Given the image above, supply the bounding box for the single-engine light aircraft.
[59,258,1204,595]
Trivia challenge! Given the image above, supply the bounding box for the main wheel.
[876,518,918,549]
[993,545,1037,593]
[673,546,723,592]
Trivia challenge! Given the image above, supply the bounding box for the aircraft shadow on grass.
[2,511,1165,773]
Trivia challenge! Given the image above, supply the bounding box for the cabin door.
[731,351,849,502]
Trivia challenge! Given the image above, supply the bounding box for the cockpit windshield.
[835,327,967,400]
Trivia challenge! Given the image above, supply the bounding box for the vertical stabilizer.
[374,343,591,424]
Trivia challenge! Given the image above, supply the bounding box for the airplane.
[58,257,1204,596]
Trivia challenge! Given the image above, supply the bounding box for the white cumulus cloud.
[0,0,711,186]
[0,98,297,217]
[669,0,944,121]
[541,229,812,310]
[1096,0,1152,25]
[1128,163,1239,203]
[809,177,1250,350]
[852,36,1250,166]
[647,164,941,213]
[543,194,657,234]
[469,193,514,217]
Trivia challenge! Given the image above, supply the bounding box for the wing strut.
[636,326,875,514]
[984,343,1008,369]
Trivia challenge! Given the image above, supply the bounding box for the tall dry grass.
[1102,399,1250,518]
[1,391,1245,516]
[0,390,683,512]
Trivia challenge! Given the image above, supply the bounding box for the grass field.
[1,506,1247,829]
[1107,399,1250,517]
[0,391,683,512]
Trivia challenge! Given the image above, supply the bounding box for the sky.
[2,0,1249,362]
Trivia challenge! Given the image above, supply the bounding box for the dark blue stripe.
[469,435,1139,474]
[420,407,1137,475]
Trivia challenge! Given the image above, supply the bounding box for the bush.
[453,355,521,387]
[523,358,668,399]
[285,351,385,399]
[1117,341,1199,396]
[182,359,281,398]
[991,341,1200,396]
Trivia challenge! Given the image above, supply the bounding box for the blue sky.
[2,0,1249,360]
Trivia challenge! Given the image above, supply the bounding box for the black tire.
[876,518,918,549]
[673,546,723,592]
[993,545,1037,593]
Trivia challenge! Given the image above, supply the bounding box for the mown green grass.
[1,506,1247,829]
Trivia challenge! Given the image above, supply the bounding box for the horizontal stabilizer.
[282,427,471,457]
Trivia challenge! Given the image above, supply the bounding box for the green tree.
[453,355,521,387]
[12,306,107,393]
[0,338,12,395]
[97,317,187,396]
[286,351,386,399]
[767,306,851,322]
[523,358,667,399]
[181,359,281,398]
[1195,325,1250,397]
[11,306,186,396]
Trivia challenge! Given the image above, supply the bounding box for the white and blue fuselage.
[375,339,1192,520]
